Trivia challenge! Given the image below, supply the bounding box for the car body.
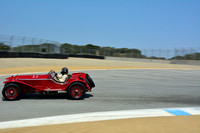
[2,70,95,100]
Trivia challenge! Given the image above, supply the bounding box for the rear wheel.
[2,84,21,101]
[67,82,86,100]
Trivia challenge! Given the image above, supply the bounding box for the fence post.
[10,36,14,52]
[22,37,25,52]
[174,48,177,60]
[159,49,161,58]
[191,48,195,60]
[182,48,186,60]
[143,49,147,58]
[31,38,35,52]
[167,49,169,59]
[39,39,43,52]
[151,49,154,58]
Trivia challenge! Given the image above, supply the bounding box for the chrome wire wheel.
[5,86,19,99]
[67,82,86,100]
[2,84,21,101]
[70,85,83,98]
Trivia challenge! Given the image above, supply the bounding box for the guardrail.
[0,51,105,59]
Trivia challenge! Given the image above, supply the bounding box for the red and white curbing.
[0,107,199,129]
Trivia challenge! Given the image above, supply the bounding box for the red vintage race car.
[2,70,95,101]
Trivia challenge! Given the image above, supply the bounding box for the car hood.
[14,74,49,80]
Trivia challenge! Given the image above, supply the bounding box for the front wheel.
[2,84,21,101]
[67,82,86,100]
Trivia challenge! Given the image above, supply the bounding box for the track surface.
[0,69,200,122]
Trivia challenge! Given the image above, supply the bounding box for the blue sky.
[0,0,199,49]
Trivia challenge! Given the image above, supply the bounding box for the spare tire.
[86,74,95,88]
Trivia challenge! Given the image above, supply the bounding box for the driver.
[55,67,69,82]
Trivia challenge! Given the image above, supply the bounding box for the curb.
[0,107,200,129]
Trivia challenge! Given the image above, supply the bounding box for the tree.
[170,52,200,60]
[0,43,10,50]
[86,44,101,50]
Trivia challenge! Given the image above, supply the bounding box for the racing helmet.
[61,67,68,75]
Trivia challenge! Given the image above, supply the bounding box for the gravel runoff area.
[0,116,199,133]
[0,58,200,75]
[0,57,200,133]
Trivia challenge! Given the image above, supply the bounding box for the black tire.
[2,83,21,101]
[86,74,95,88]
[67,82,86,100]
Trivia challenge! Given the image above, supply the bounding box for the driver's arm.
[56,73,62,79]
[59,74,68,82]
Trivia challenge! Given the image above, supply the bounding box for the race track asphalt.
[0,69,200,122]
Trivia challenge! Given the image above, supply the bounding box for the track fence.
[0,35,199,60]
[0,35,61,53]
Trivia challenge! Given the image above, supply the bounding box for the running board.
[57,91,67,93]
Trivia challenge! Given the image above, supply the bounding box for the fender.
[66,80,91,91]
[4,78,35,89]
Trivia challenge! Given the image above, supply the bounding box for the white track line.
[0,107,200,129]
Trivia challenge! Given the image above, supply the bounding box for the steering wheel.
[48,70,56,78]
